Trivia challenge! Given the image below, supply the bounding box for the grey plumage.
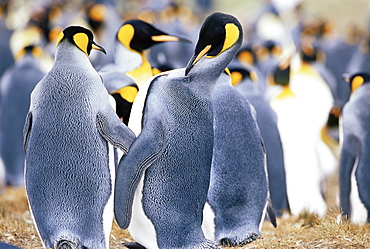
[0,46,45,186]
[206,71,271,246]
[340,72,370,224]
[114,12,242,249]
[24,26,135,249]
[233,65,288,217]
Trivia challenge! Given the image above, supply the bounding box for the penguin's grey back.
[25,45,114,248]
[0,55,44,186]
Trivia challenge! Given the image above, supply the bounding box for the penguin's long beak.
[151,35,191,43]
[185,45,211,76]
[92,41,106,54]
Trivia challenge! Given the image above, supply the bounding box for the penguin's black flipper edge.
[23,112,32,153]
[122,242,147,249]
[267,200,277,228]
[114,125,164,229]
[96,111,136,153]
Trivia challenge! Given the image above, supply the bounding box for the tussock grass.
[1,186,370,249]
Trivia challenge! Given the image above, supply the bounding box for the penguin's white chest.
[102,144,116,247]
[350,158,367,225]
[128,174,159,249]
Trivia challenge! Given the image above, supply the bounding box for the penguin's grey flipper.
[339,136,358,217]
[122,242,146,249]
[96,111,136,154]
[114,125,164,229]
[23,112,32,153]
[266,199,277,228]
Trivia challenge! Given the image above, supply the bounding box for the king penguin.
[113,12,243,249]
[203,31,276,246]
[0,45,45,186]
[23,26,136,249]
[230,63,289,217]
[269,61,328,217]
[340,72,370,225]
[98,19,190,124]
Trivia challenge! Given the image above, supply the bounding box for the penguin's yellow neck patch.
[126,53,152,88]
[117,24,135,51]
[113,86,138,103]
[276,86,296,99]
[231,71,242,86]
[351,75,364,94]
[238,50,254,65]
[15,46,43,61]
[73,33,89,56]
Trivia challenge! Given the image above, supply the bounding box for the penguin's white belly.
[201,202,215,241]
[271,97,327,217]
[128,76,154,136]
[128,174,158,249]
[350,159,367,225]
[102,144,116,248]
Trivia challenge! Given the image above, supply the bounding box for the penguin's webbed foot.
[122,242,146,249]
[220,232,259,247]
[198,240,221,249]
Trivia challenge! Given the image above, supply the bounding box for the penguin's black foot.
[122,242,146,249]
[220,232,259,247]
[198,240,221,249]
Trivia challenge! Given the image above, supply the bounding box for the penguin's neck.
[55,43,92,67]
[114,44,153,88]
[276,85,296,99]
[114,44,143,72]
[126,54,153,88]
[298,62,316,75]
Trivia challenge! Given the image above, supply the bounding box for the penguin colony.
[0,0,369,248]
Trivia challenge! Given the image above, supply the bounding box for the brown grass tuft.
[1,186,370,249]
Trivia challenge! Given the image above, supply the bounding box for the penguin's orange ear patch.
[351,75,364,93]
[73,33,89,56]
[56,32,64,47]
[117,24,135,50]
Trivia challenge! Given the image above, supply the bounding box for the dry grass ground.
[1,171,370,249]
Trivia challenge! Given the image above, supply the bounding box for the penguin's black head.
[185,12,243,76]
[344,72,370,94]
[56,26,106,56]
[116,19,190,53]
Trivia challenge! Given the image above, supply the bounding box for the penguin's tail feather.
[266,200,277,228]
[55,240,79,249]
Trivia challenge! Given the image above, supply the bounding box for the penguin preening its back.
[24,26,136,249]
[0,45,45,186]
[98,19,191,124]
[340,72,370,225]
[114,12,242,249]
